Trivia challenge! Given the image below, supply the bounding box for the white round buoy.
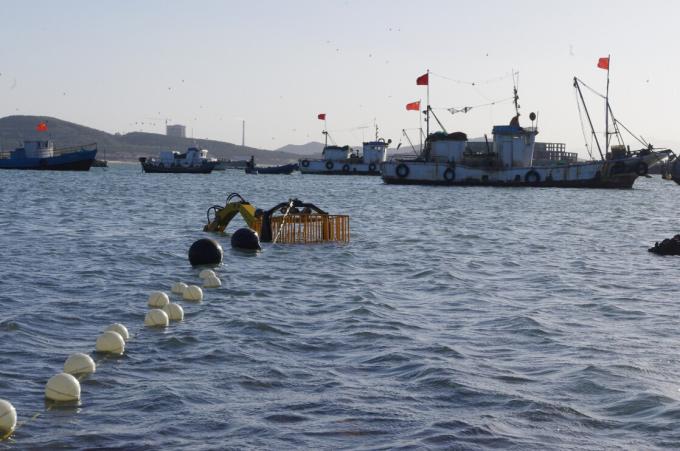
[95,331,125,355]
[63,353,96,376]
[45,373,81,402]
[182,285,203,302]
[105,323,130,342]
[144,309,169,327]
[148,291,170,308]
[162,303,184,321]
[171,282,188,294]
[199,269,216,279]
[0,399,17,439]
[203,275,221,288]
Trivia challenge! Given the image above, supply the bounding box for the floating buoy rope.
[2,268,221,441]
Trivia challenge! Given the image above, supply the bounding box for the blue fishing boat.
[0,141,98,171]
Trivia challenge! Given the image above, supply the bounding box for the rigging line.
[434,96,514,112]
[575,77,606,99]
[574,86,595,160]
[429,71,515,86]
[614,117,648,147]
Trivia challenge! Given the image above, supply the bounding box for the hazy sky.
[1,0,679,156]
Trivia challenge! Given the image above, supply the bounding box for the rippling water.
[2,164,680,449]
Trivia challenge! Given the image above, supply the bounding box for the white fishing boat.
[299,125,391,175]
[139,147,218,174]
[381,61,672,188]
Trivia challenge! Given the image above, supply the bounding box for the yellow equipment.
[203,193,350,244]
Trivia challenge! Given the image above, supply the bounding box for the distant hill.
[275,141,324,156]
[0,115,304,164]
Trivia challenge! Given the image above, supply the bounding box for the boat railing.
[52,143,97,156]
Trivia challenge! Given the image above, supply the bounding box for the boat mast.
[573,77,605,160]
[426,69,430,138]
[604,54,611,154]
[242,120,245,147]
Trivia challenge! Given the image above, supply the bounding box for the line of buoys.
[96,331,126,355]
[45,373,80,403]
[0,400,17,439]
[144,309,169,327]
[148,291,170,308]
[5,257,222,441]
[182,285,203,302]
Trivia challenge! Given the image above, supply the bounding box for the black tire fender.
[301,159,309,168]
[525,169,541,183]
[396,163,409,178]
[443,167,455,182]
[325,161,334,170]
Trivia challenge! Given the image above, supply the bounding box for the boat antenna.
[512,70,520,116]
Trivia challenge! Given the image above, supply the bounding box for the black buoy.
[231,228,261,251]
[188,238,223,266]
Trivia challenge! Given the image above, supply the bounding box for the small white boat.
[139,147,218,174]
[299,125,391,175]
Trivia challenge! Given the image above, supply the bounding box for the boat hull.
[141,162,217,174]
[0,149,97,171]
[299,159,381,175]
[381,151,669,189]
[246,163,298,175]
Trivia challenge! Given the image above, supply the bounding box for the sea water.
[1,164,680,449]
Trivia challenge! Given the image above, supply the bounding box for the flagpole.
[426,69,430,138]
[604,54,610,155]
[419,98,423,152]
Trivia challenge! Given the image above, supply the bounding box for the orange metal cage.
[254,214,350,244]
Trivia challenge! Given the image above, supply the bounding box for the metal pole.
[574,77,604,160]
[242,120,245,147]
[418,98,422,152]
[604,54,610,154]
[426,69,430,138]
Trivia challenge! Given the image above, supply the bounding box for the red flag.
[597,57,609,70]
[36,122,48,132]
[416,72,429,85]
[317,113,326,120]
[406,101,421,111]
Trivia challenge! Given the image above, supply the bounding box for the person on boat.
[247,155,255,169]
[509,113,520,127]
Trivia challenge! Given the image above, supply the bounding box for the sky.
[1,0,679,156]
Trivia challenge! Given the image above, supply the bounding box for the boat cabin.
[361,140,389,163]
[491,125,538,168]
[323,145,352,161]
[12,140,54,159]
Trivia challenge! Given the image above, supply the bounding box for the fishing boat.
[245,156,298,174]
[139,147,218,173]
[299,125,391,175]
[381,62,672,188]
[0,140,97,171]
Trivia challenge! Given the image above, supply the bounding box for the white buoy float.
[182,285,203,302]
[64,353,96,376]
[162,303,184,321]
[171,282,188,294]
[95,331,126,355]
[199,269,216,279]
[148,291,170,308]
[0,399,17,439]
[203,275,221,288]
[144,309,169,327]
[105,323,130,342]
[45,373,81,402]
